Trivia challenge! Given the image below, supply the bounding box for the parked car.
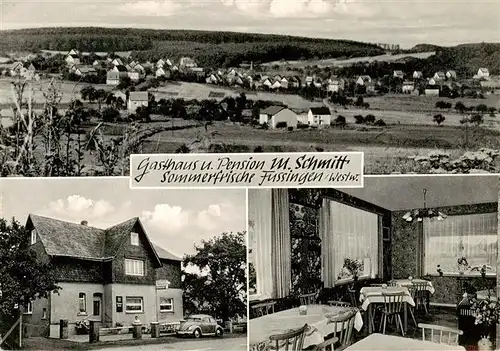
[176,314,224,338]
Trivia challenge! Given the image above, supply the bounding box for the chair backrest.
[418,323,463,346]
[369,284,384,287]
[412,282,428,298]
[251,301,276,317]
[326,309,358,350]
[388,281,397,287]
[300,293,316,305]
[328,301,352,308]
[457,295,473,317]
[407,285,416,299]
[312,336,339,351]
[269,323,308,351]
[381,292,405,314]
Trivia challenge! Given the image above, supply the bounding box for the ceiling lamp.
[402,189,447,222]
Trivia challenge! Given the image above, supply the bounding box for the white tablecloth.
[344,333,466,350]
[359,287,415,311]
[249,304,363,350]
[392,279,436,294]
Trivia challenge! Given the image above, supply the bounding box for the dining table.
[391,278,436,294]
[248,304,363,350]
[344,333,466,350]
[359,286,415,334]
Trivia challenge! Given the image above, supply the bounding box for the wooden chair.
[251,301,276,318]
[369,283,384,287]
[346,285,358,308]
[312,336,339,351]
[325,309,358,351]
[327,301,352,308]
[418,323,463,346]
[388,281,397,287]
[300,292,317,305]
[412,281,429,314]
[406,285,419,327]
[378,292,405,336]
[268,323,308,351]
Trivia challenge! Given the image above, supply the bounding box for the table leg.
[368,305,373,334]
[404,302,408,332]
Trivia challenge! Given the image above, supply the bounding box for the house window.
[125,297,143,313]
[31,229,37,245]
[125,259,145,276]
[424,213,498,274]
[42,308,47,319]
[159,298,174,312]
[130,232,139,246]
[322,199,380,286]
[25,302,33,314]
[78,293,86,314]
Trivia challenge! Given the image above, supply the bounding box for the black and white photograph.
[0,1,499,176]
[0,177,247,350]
[248,175,499,350]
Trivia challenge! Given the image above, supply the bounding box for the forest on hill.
[0,27,385,67]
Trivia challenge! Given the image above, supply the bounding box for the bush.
[365,114,376,124]
[287,126,294,131]
[275,121,287,128]
[333,115,346,126]
[297,123,309,129]
[374,119,386,126]
[354,115,365,124]
[433,114,446,126]
[436,101,452,109]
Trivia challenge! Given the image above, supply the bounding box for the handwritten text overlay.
[130,152,363,188]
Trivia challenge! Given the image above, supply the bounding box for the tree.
[476,104,488,114]
[80,86,97,104]
[470,113,484,126]
[182,232,246,322]
[102,107,120,122]
[433,114,446,126]
[455,101,466,114]
[364,114,376,124]
[0,218,60,343]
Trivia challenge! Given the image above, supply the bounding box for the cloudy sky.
[0,177,246,259]
[1,0,499,47]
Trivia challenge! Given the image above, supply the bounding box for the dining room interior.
[248,175,500,351]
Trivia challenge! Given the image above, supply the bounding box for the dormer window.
[30,229,37,245]
[130,232,139,246]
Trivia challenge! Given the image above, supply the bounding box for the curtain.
[248,189,273,299]
[320,198,335,288]
[424,213,498,273]
[271,188,292,299]
[321,199,379,288]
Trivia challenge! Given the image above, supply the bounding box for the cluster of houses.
[0,61,39,80]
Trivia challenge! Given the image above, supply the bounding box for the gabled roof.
[153,244,182,262]
[261,105,286,115]
[28,214,166,266]
[309,107,331,115]
[479,68,489,73]
[115,65,128,72]
[129,91,149,101]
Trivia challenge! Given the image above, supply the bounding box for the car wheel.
[216,328,223,337]
[193,328,202,338]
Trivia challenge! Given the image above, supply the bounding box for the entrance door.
[93,294,102,321]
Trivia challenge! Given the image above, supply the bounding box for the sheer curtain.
[322,199,379,288]
[248,189,292,299]
[271,188,291,299]
[248,189,273,299]
[424,212,498,274]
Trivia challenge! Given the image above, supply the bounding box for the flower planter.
[478,336,493,351]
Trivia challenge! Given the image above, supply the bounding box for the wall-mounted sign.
[116,296,123,312]
[156,280,171,290]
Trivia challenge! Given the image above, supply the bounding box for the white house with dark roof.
[307,106,331,126]
[413,71,423,79]
[476,68,490,79]
[24,214,183,338]
[259,106,298,129]
[106,71,120,86]
[128,91,149,112]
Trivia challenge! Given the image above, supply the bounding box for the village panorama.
[0,27,499,177]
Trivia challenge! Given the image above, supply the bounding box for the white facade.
[307,110,331,126]
[259,108,298,129]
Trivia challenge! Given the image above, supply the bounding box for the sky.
[0,177,247,259]
[1,0,500,47]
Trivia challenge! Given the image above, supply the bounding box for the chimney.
[80,220,88,226]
